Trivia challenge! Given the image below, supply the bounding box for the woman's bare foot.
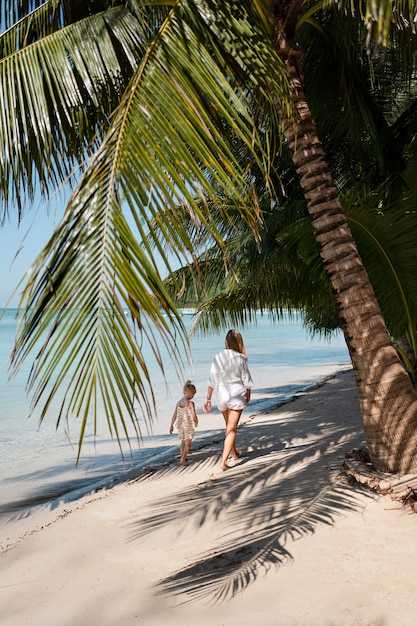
[181,457,188,466]
[221,463,231,471]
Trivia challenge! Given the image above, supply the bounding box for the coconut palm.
[160,14,417,374]
[3,0,417,471]
[270,3,417,473]
[162,191,417,377]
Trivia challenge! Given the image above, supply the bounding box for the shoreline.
[0,365,352,526]
[2,367,417,625]
[0,367,352,552]
[1,309,351,522]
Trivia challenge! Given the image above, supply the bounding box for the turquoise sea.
[0,309,351,521]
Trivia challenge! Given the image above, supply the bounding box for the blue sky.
[0,198,176,309]
[0,203,63,308]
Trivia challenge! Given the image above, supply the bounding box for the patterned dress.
[175,402,196,441]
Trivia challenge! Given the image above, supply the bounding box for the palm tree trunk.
[280,59,417,473]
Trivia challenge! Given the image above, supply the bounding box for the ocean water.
[0,309,351,520]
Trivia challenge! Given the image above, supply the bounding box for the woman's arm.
[203,386,214,413]
[241,358,253,389]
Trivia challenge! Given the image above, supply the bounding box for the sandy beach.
[1,368,417,626]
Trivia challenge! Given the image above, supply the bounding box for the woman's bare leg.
[222,409,240,460]
[221,409,242,470]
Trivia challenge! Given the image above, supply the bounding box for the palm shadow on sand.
[127,371,377,605]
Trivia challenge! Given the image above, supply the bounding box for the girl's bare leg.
[181,439,191,465]
[221,409,242,470]
[222,410,240,460]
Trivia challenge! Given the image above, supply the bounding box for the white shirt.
[208,349,253,389]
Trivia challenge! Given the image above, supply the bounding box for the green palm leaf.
[10,0,292,454]
[0,1,156,216]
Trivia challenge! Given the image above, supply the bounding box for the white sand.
[1,369,417,626]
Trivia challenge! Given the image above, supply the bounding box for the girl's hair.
[225,329,247,359]
[183,380,196,393]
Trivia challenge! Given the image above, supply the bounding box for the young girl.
[169,380,199,465]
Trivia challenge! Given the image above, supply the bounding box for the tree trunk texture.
[281,61,417,474]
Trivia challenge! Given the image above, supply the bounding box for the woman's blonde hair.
[183,380,196,393]
[225,329,247,359]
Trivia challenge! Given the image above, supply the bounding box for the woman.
[204,329,253,470]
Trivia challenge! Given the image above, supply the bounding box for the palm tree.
[270,2,417,473]
[162,192,417,375]
[3,0,417,471]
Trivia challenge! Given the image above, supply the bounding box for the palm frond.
[160,179,417,349]
[12,179,186,459]
[325,0,417,51]
[346,196,417,349]
[11,0,293,452]
[0,2,157,217]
